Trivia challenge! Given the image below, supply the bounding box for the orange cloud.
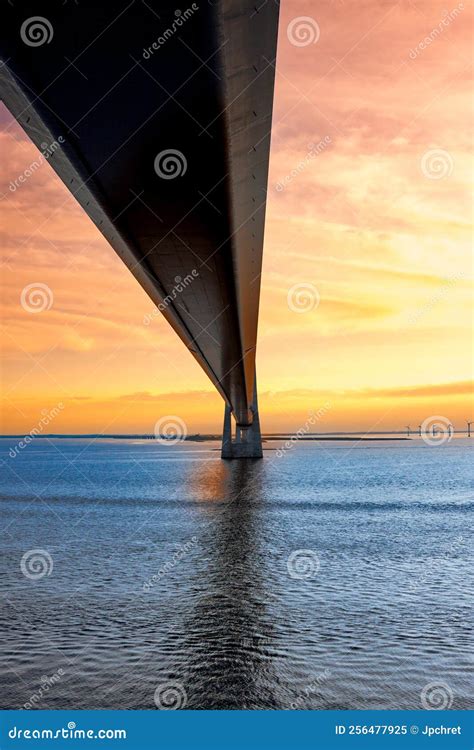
[1,0,473,433]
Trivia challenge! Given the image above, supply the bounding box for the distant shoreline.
[0,433,417,441]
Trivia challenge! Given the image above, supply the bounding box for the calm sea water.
[0,437,472,710]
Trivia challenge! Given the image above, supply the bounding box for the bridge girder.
[1,0,279,428]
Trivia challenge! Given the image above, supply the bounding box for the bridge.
[1,1,279,458]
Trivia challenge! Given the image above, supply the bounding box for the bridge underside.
[1,0,279,456]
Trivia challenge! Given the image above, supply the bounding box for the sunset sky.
[1,0,472,435]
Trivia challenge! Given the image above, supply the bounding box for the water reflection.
[2,439,471,710]
[182,460,280,708]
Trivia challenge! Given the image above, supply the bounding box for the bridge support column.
[221,383,263,459]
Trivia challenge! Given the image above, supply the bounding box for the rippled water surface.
[0,437,472,710]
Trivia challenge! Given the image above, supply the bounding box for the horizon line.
[1,430,472,439]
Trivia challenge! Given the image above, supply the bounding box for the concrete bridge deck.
[1,0,279,457]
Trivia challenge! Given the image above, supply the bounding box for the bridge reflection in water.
[181,459,280,708]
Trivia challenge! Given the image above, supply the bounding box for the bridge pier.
[221,384,263,459]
